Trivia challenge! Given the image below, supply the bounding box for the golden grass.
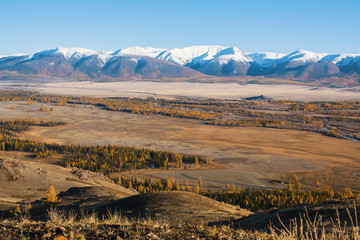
[1,207,360,239]
[270,205,360,240]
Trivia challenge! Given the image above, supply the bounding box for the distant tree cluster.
[0,119,206,173]
[181,155,208,164]
[207,118,285,127]
[0,119,65,136]
[118,176,181,193]
[0,135,188,173]
[62,145,184,173]
[203,187,353,211]
[117,176,205,194]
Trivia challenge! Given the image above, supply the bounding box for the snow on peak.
[55,47,114,64]
[1,46,360,70]
[22,47,112,66]
[54,47,99,59]
[283,49,327,63]
[248,52,287,67]
[213,47,252,64]
[0,53,29,59]
[156,45,228,65]
[248,52,286,60]
[319,53,360,65]
[112,46,166,58]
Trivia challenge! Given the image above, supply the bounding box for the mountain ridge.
[0,46,359,84]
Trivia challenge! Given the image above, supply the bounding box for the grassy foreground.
[1,209,265,240]
[1,208,360,240]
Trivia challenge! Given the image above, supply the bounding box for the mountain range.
[0,46,359,84]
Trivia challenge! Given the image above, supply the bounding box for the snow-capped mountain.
[0,46,359,82]
[182,46,260,76]
[247,49,360,79]
[249,50,360,67]
[112,46,166,59]
[156,45,227,65]
[247,52,287,68]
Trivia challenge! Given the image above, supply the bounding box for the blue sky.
[0,0,359,55]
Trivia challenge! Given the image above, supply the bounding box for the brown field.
[1,100,360,191]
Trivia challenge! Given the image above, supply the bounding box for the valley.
[0,97,359,192]
[2,1,360,238]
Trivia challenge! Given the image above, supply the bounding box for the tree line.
[0,119,65,136]
[202,187,353,211]
[116,175,354,211]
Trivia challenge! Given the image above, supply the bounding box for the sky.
[0,0,359,55]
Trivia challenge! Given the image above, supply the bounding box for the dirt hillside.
[0,157,137,209]
[94,191,252,225]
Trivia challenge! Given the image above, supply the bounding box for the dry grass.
[47,208,167,229]
[102,210,130,225]
[1,207,360,239]
[270,205,360,240]
[47,207,76,227]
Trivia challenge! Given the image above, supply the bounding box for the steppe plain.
[0,80,359,192]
